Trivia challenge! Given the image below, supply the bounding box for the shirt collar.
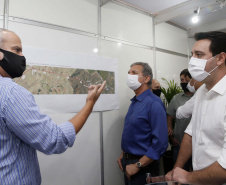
[181,91,186,96]
[131,89,151,102]
[208,75,226,95]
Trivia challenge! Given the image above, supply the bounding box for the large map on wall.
[16,65,115,94]
[19,46,118,113]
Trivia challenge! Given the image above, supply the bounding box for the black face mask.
[152,89,161,97]
[180,83,189,92]
[0,48,26,78]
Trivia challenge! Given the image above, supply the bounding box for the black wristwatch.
[136,161,142,168]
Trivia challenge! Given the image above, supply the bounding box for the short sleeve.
[176,94,196,119]
[167,96,176,116]
[184,121,192,136]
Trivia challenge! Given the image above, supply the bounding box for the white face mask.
[126,74,143,90]
[187,80,196,93]
[188,55,218,82]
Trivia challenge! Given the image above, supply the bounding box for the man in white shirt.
[166,31,226,184]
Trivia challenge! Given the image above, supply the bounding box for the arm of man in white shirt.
[165,133,192,181]
[176,93,196,119]
[171,161,226,185]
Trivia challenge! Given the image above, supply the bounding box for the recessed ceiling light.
[192,15,199,23]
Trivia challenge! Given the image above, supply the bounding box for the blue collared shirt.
[0,76,76,184]
[121,89,168,160]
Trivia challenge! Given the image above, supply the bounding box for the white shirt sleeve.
[184,121,192,136]
[217,106,226,169]
[176,93,196,119]
[218,145,226,169]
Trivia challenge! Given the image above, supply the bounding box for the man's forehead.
[2,31,22,47]
[192,39,211,53]
[130,65,143,71]
[152,79,159,85]
[155,81,160,86]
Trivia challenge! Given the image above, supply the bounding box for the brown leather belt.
[123,153,142,160]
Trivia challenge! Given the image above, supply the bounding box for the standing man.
[0,29,106,184]
[166,31,226,185]
[151,79,161,97]
[167,69,193,171]
[117,62,168,185]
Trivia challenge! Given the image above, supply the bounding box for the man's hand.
[165,170,173,181]
[117,153,123,172]
[171,167,189,184]
[168,127,173,136]
[125,163,140,181]
[165,167,189,184]
[86,81,106,103]
[69,81,106,134]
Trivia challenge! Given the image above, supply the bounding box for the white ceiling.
[111,0,226,34]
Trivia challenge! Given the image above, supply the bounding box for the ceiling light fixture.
[191,7,200,24]
[191,15,199,23]
[93,48,98,53]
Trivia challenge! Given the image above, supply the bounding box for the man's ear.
[217,52,226,66]
[144,76,151,84]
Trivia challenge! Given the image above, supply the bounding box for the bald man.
[0,28,105,184]
[151,79,161,97]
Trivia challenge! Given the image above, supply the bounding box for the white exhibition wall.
[155,23,189,55]
[156,51,189,86]
[1,1,189,185]
[101,2,153,46]
[9,22,98,54]
[9,0,98,33]
[37,112,101,185]
[155,22,189,86]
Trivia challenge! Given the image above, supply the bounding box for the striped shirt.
[0,76,76,184]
